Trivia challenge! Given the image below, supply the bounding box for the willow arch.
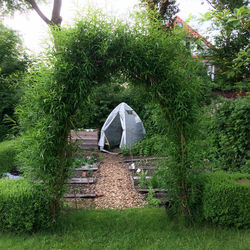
[18,11,208,220]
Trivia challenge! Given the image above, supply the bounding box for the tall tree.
[202,1,249,90]
[0,22,29,141]
[205,0,249,11]
[0,0,62,26]
[141,0,179,22]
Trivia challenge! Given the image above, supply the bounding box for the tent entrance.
[104,113,122,148]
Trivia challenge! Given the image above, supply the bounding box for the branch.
[51,0,62,26]
[25,0,52,25]
[205,0,216,9]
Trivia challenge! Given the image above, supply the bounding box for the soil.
[66,153,145,209]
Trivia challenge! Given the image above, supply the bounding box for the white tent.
[98,102,146,153]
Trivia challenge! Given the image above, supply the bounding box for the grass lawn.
[0,208,249,250]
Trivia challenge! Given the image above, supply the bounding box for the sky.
[2,0,212,55]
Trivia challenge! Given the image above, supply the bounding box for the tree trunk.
[26,0,62,26]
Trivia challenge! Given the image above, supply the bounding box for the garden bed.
[125,157,168,202]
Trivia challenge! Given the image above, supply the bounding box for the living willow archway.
[18,10,208,221]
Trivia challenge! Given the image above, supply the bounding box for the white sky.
[2,0,211,55]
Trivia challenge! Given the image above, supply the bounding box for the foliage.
[17,9,208,222]
[0,22,28,141]
[0,0,30,15]
[122,134,169,157]
[204,0,249,11]
[202,171,250,228]
[138,169,148,189]
[140,0,179,23]
[71,154,96,168]
[72,82,139,129]
[0,179,51,233]
[146,185,161,207]
[201,4,250,90]
[16,61,74,219]
[209,96,250,172]
[0,138,20,175]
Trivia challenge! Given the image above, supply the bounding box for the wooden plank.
[67,177,94,184]
[138,189,166,193]
[128,165,157,170]
[64,193,96,198]
[75,166,98,171]
[75,163,99,171]
[133,176,151,180]
[123,157,168,163]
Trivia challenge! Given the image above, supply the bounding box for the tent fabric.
[98,102,146,152]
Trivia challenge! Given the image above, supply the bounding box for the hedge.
[202,172,250,228]
[210,97,250,172]
[0,179,51,233]
[0,139,19,175]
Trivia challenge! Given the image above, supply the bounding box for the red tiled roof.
[170,16,212,47]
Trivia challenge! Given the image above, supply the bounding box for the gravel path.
[94,153,145,209]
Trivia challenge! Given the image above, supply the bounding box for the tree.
[140,0,179,22]
[0,0,62,26]
[205,0,249,11]
[0,22,29,141]
[202,1,249,90]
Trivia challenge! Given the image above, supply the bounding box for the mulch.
[65,153,145,209]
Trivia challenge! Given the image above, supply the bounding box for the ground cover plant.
[0,208,249,250]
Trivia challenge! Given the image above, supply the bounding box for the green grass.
[0,208,249,250]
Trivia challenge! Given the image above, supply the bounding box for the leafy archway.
[18,10,208,221]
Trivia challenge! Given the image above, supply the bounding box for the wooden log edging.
[130,175,136,191]
[138,189,167,193]
[64,193,96,198]
[123,157,168,163]
[128,165,157,170]
[75,166,98,171]
[67,177,94,184]
[133,176,152,180]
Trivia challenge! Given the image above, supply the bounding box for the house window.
[176,22,183,28]
[207,65,215,81]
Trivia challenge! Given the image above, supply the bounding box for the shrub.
[202,172,250,228]
[210,96,250,172]
[0,139,19,175]
[122,134,169,156]
[0,179,51,233]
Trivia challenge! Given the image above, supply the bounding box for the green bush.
[210,96,250,172]
[202,172,250,228]
[0,179,51,233]
[122,134,169,156]
[0,139,19,175]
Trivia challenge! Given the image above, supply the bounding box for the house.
[168,16,215,81]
